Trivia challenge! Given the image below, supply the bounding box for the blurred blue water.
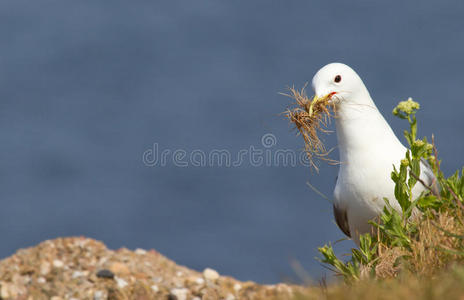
[0,0,463,283]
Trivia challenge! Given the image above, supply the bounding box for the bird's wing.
[333,204,351,237]
[420,158,439,195]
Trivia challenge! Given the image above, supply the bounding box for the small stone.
[51,297,63,300]
[37,277,46,284]
[192,297,201,300]
[40,261,51,275]
[151,285,159,293]
[53,259,64,268]
[203,268,219,281]
[1,285,10,299]
[96,269,115,279]
[94,290,105,300]
[0,283,19,299]
[225,294,235,300]
[170,288,188,300]
[98,257,109,266]
[115,276,128,289]
[109,262,130,275]
[72,271,85,279]
[185,276,202,286]
[275,284,293,295]
[233,283,242,292]
[176,271,183,277]
[135,248,147,255]
[75,239,88,248]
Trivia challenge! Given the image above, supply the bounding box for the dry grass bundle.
[363,210,464,280]
[282,84,337,170]
[407,211,464,275]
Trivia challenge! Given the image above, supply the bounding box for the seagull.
[311,63,435,244]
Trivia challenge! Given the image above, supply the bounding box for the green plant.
[317,98,464,282]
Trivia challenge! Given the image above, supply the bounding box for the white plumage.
[311,63,434,244]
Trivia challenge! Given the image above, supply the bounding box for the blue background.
[1,1,463,283]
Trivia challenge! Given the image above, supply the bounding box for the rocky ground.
[0,237,312,300]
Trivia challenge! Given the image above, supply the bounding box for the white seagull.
[311,63,435,244]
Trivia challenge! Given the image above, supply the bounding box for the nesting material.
[283,84,337,170]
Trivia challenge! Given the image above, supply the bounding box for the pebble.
[40,261,51,275]
[233,283,242,292]
[170,288,189,300]
[72,271,86,279]
[93,290,105,300]
[109,262,130,275]
[98,256,108,266]
[203,268,219,281]
[53,260,64,268]
[135,248,147,255]
[115,276,128,289]
[0,284,12,299]
[0,283,21,299]
[151,285,159,293]
[37,277,46,284]
[51,296,63,300]
[144,261,152,267]
[225,294,236,300]
[186,276,203,286]
[275,284,293,295]
[74,239,88,248]
[96,269,115,279]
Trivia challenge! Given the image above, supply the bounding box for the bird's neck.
[335,94,404,164]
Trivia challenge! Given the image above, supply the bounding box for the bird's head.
[311,63,371,107]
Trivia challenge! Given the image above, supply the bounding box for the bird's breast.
[334,147,406,234]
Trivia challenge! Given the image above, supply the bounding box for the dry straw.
[282,84,338,171]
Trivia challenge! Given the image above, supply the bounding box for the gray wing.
[333,204,351,238]
[420,158,439,195]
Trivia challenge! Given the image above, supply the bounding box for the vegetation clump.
[316,98,464,287]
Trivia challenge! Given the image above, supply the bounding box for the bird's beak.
[314,92,338,104]
[306,92,338,116]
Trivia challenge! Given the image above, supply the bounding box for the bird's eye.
[334,75,342,83]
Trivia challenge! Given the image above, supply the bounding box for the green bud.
[393,98,420,116]
[413,140,425,147]
[401,159,409,167]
